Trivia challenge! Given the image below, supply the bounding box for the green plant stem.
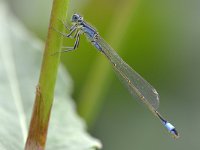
[25,0,69,149]
[77,0,137,127]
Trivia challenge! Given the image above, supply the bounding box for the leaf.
[0,2,102,150]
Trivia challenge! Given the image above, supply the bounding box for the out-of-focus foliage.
[6,0,200,149]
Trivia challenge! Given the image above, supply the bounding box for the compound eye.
[73,14,79,21]
[73,16,77,20]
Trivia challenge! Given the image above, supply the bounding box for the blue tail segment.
[155,111,179,138]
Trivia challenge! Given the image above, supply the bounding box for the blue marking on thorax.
[81,22,97,40]
[80,21,102,52]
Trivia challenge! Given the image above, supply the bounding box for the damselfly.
[54,13,179,139]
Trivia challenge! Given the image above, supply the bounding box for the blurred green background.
[7,0,200,149]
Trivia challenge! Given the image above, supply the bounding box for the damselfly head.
[71,13,83,24]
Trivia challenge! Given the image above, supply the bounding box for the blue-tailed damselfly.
[54,13,179,139]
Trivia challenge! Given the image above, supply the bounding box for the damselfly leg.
[51,20,82,55]
[61,30,82,52]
